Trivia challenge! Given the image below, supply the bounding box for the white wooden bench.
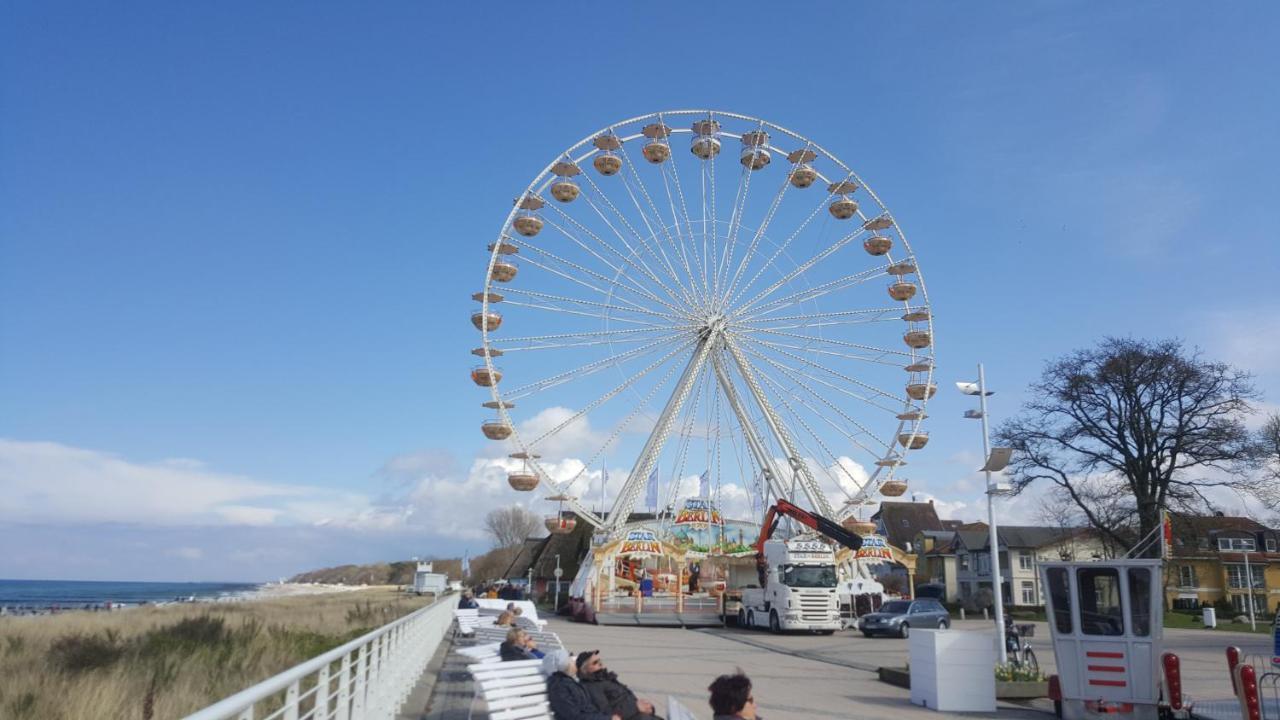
[454,608,481,637]
[468,659,550,720]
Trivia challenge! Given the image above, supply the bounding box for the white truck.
[738,537,842,633]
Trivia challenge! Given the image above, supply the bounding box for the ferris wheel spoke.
[734,336,907,368]
[736,227,869,315]
[616,143,703,309]
[499,287,680,322]
[497,326,683,347]
[736,305,902,327]
[734,334,904,412]
[540,211,691,314]
[516,235,689,318]
[750,370,866,503]
[748,327,915,360]
[504,334,689,400]
[659,156,708,309]
[534,343,691,495]
[501,300,676,329]
[577,168,695,310]
[726,175,833,309]
[737,267,890,320]
[724,170,794,307]
[749,349,895,457]
[498,332,689,354]
[524,337,696,447]
[715,163,754,309]
[735,315,902,333]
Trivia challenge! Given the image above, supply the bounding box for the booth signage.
[674,498,723,526]
[855,535,894,560]
[619,529,663,557]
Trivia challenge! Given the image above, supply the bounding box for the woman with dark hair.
[707,672,758,720]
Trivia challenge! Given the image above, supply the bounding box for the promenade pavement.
[549,618,1050,720]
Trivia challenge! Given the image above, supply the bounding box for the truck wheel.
[898,622,910,639]
[747,611,755,629]
[769,611,782,634]
[737,608,747,627]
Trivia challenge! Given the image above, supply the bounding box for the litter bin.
[1202,606,1217,628]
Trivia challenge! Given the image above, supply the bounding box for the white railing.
[184,594,456,720]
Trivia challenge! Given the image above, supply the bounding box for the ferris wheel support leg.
[722,335,835,518]
[710,351,792,504]
[604,330,717,537]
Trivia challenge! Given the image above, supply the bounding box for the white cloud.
[0,439,393,529]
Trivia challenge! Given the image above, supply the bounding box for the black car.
[857,599,950,638]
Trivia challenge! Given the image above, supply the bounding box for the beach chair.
[467,659,550,720]
[457,642,501,663]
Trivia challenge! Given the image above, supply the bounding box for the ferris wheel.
[471,110,936,539]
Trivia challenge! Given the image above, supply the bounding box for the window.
[1078,567,1124,636]
[1021,581,1036,605]
[780,565,837,588]
[1178,565,1198,588]
[1128,568,1152,637]
[977,553,990,575]
[1231,594,1267,613]
[1019,552,1033,570]
[1268,538,1276,553]
[1219,537,1257,552]
[1226,564,1264,589]
[1198,537,1209,550]
[1047,567,1072,634]
[959,553,970,571]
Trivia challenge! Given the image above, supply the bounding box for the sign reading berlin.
[674,498,723,526]
[855,535,894,561]
[619,529,662,557]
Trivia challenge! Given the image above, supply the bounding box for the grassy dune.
[0,587,433,720]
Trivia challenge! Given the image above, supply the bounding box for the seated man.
[500,627,545,661]
[577,650,660,720]
[708,672,758,720]
[542,649,621,720]
[457,591,479,610]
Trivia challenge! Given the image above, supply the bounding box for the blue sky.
[2,2,1278,582]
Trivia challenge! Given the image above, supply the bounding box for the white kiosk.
[1039,558,1184,719]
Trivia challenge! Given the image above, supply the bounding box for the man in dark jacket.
[542,650,620,720]
[577,650,660,720]
[457,591,478,609]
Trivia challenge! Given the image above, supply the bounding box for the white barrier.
[183,594,456,720]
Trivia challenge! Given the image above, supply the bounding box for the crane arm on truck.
[754,500,862,584]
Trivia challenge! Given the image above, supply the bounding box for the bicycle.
[1004,621,1039,672]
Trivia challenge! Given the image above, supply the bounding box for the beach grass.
[0,586,433,719]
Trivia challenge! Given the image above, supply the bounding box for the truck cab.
[739,537,842,633]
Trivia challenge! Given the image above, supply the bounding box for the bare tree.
[1258,413,1280,518]
[996,338,1261,557]
[483,505,544,549]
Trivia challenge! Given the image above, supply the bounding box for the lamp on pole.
[958,364,1014,664]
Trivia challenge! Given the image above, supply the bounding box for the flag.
[645,465,659,510]
[698,469,710,498]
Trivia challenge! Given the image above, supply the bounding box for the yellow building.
[1165,514,1280,615]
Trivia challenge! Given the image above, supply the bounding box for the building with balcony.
[1165,513,1280,615]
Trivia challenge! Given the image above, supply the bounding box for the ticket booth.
[1040,559,1165,719]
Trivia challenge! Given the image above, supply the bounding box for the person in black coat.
[499,628,545,661]
[542,649,620,720]
[457,591,479,610]
[576,650,660,720]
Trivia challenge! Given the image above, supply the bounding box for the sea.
[0,578,261,613]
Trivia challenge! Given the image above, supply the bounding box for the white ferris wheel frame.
[477,109,936,537]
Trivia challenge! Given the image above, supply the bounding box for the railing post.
[352,644,368,719]
[284,679,301,720]
[237,708,254,720]
[336,653,352,720]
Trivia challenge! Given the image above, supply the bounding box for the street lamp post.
[959,363,1011,664]
[554,554,563,613]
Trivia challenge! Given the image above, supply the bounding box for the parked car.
[857,598,949,638]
